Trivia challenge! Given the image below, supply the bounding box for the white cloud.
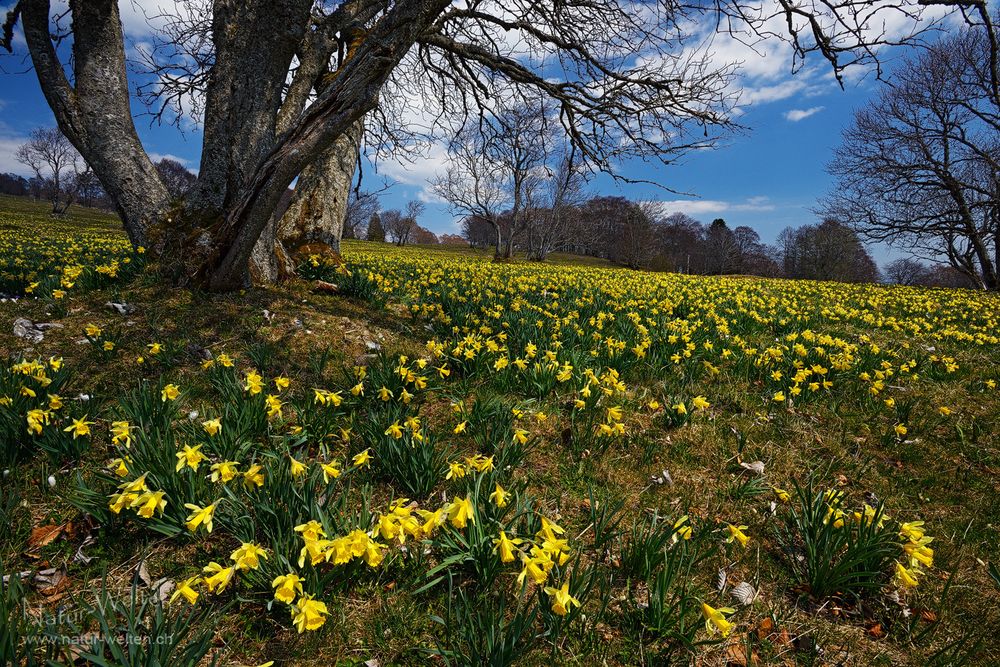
[0,136,29,175]
[784,106,824,122]
[147,152,192,166]
[652,196,776,217]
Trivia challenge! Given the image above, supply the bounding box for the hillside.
[1,195,1000,665]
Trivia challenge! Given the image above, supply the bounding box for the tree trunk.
[249,122,360,282]
[21,0,170,246]
[283,122,362,250]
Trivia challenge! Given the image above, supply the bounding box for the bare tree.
[885,258,930,285]
[14,127,83,214]
[824,27,999,289]
[343,188,383,239]
[703,218,739,274]
[434,101,547,259]
[526,143,588,261]
[154,158,197,200]
[383,202,424,245]
[779,219,880,283]
[4,0,996,290]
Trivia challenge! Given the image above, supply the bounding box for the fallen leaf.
[920,610,938,623]
[756,617,774,639]
[724,643,758,666]
[137,560,152,587]
[740,461,765,475]
[151,578,175,603]
[28,523,64,549]
[35,568,70,596]
[731,582,757,606]
[867,623,884,638]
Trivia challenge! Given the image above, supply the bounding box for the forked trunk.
[247,122,360,283]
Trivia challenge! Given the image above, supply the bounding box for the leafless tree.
[343,187,384,239]
[779,219,880,283]
[525,144,588,261]
[433,102,547,260]
[383,202,424,245]
[14,127,83,214]
[824,27,999,289]
[4,0,996,290]
[154,158,197,200]
[885,258,930,285]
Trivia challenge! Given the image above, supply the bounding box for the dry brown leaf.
[920,610,938,623]
[724,643,758,666]
[867,623,884,638]
[38,571,71,596]
[756,617,775,639]
[28,523,64,549]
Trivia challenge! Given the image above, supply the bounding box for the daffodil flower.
[170,576,201,605]
[543,580,581,616]
[271,572,303,604]
[701,601,736,637]
[184,501,219,533]
[63,416,94,439]
[726,524,750,548]
[290,594,329,633]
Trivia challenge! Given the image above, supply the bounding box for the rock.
[186,343,212,361]
[13,317,63,343]
[106,301,136,315]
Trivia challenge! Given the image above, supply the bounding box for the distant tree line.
[458,196,888,284]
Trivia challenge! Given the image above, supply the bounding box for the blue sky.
[0,3,928,263]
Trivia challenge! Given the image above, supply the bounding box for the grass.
[1,195,999,665]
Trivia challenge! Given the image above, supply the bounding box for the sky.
[0,2,950,264]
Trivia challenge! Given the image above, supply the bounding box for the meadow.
[1,196,999,665]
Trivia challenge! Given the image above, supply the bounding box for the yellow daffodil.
[290,594,329,633]
[169,576,201,605]
[726,524,750,548]
[701,601,736,637]
[447,496,475,528]
[210,460,239,483]
[352,449,372,467]
[175,444,205,472]
[489,483,509,508]
[271,572,303,604]
[184,501,219,533]
[493,530,523,563]
[543,580,581,616]
[231,542,268,570]
[202,562,236,594]
[202,418,222,436]
[63,416,94,439]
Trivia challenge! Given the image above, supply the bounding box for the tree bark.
[280,121,362,254]
[21,0,169,246]
[248,125,360,282]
